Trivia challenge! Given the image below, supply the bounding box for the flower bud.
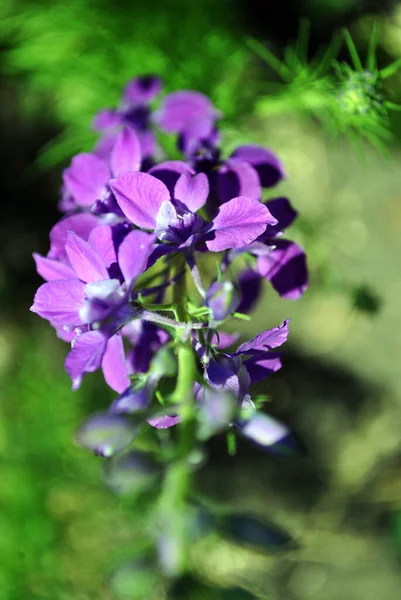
[75,413,138,457]
[205,280,240,321]
[103,450,160,495]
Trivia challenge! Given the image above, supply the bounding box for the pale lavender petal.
[65,330,107,390]
[49,213,99,261]
[123,75,162,104]
[30,279,85,324]
[154,90,221,133]
[257,240,308,299]
[33,253,75,281]
[118,230,155,284]
[240,412,290,448]
[230,145,285,188]
[109,172,169,229]
[149,161,194,197]
[75,412,137,457]
[101,334,130,393]
[65,231,109,283]
[93,109,122,131]
[216,159,262,204]
[148,415,180,429]
[236,320,289,354]
[173,172,209,212]
[207,197,277,252]
[88,225,117,269]
[63,153,109,206]
[110,126,142,177]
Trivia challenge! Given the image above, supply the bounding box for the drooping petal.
[207,197,277,252]
[65,330,107,389]
[215,159,262,204]
[239,411,290,448]
[230,145,285,188]
[257,240,308,299]
[123,75,162,104]
[148,415,180,429]
[63,153,109,206]
[205,280,240,321]
[243,352,282,383]
[48,213,99,261]
[104,450,160,495]
[174,172,209,212]
[66,231,109,283]
[109,386,150,414]
[263,197,298,236]
[110,126,142,176]
[109,172,169,230]
[149,161,194,197]
[75,412,138,457]
[210,331,240,349]
[118,230,155,284]
[33,253,75,281]
[236,320,289,355]
[154,90,221,133]
[101,334,130,393]
[30,279,85,324]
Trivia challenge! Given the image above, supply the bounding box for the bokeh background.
[1,0,401,598]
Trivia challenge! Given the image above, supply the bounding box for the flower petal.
[230,145,285,188]
[216,159,262,204]
[207,197,277,252]
[75,412,137,457]
[110,126,142,176]
[101,334,130,393]
[154,90,220,133]
[123,75,162,104]
[257,240,308,299]
[109,172,169,230]
[33,253,75,281]
[236,320,289,355]
[48,213,99,261]
[65,330,107,389]
[244,352,282,383]
[88,225,117,269]
[239,411,290,448]
[237,269,263,314]
[118,230,155,284]
[263,197,298,235]
[63,153,109,206]
[149,161,194,197]
[174,172,209,212]
[30,279,85,324]
[66,231,109,283]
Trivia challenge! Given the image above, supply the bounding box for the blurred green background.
[1,0,401,598]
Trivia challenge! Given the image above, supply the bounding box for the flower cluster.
[31,76,308,457]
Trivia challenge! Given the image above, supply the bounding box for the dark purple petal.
[207,197,277,252]
[101,334,130,393]
[216,159,262,204]
[149,161,194,197]
[33,253,75,281]
[109,172,169,229]
[154,90,220,133]
[257,240,308,299]
[118,230,155,284]
[239,411,290,448]
[75,412,137,457]
[236,320,289,355]
[263,197,298,236]
[87,224,117,269]
[65,330,107,389]
[65,231,109,283]
[63,153,109,207]
[31,279,85,324]
[173,172,209,213]
[48,213,99,261]
[230,145,285,188]
[237,269,262,314]
[211,331,240,349]
[123,75,162,104]
[110,126,142,176]
[244,352,282,383]
[206,357,240,397]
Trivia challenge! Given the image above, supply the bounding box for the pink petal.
[49,213,99,261]
[33,253,75,281]
[88,225,117,268]
[174,172,209,212]
[101,334,130,393]
[110,126,142,177]
[65,330,107,390]
[30,279,86,324]
[118,230,155,284]
[63,153,109,207]
[66,231,109,283]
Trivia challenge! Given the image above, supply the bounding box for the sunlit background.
[1,0,401,598]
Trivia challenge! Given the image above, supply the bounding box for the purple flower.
[109,171,277,254]
[62,125,142,210]
[31,225,154,390]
